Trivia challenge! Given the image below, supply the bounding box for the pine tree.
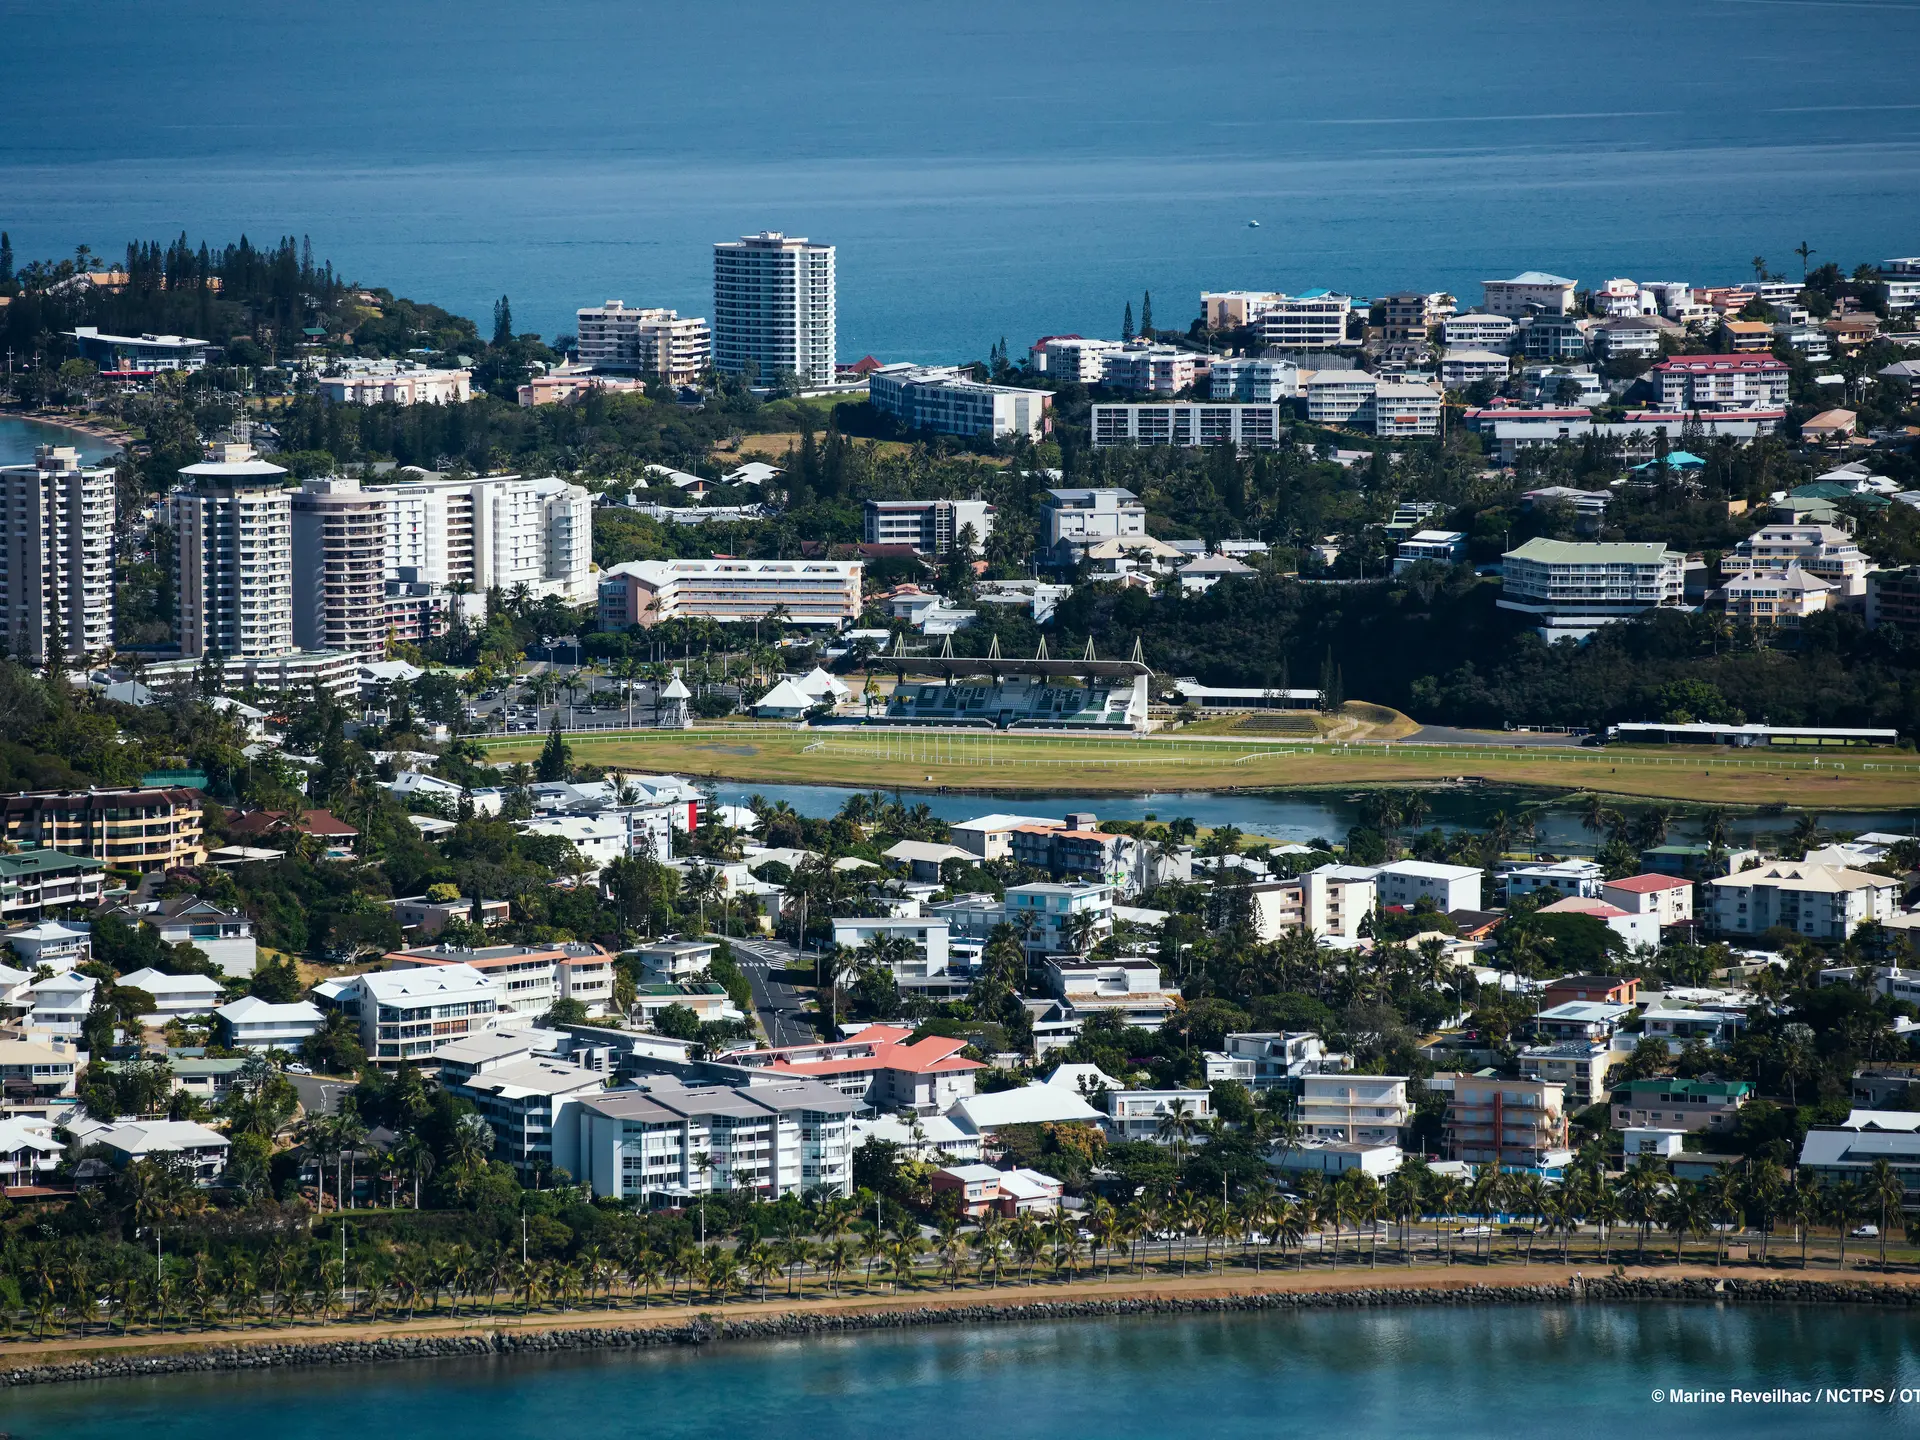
[0,231,12,289]
[536,713,571,781]
[492,295,514,347]
[1140,291,1153,338]
[1122,302,1134,342]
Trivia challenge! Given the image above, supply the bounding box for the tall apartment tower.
[0,445,116,664]
[712,231,836,389]
[172,445,294,659]
[292,477,390,660]
[378,473,594,602]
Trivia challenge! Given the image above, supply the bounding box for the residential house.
[1609,1078,1751,1134]
[0,851,108,922]
[1518,1041,1614,1107]
[630,938,719,983]
[1393,530,1467,573]
[1532,1001,1632,1042]
[1247,866,1376,942]
[1039,956,1179,1025]
[389,895,511,937]
[1541,974,1641,1008]
[0,1118,63,1190]
[328,963,503,1068]
[87,1119,231,1184]
[1205,1031,1348,1091]
[723,1024,981,1114]
[1599,876,1694,926]
[385,941,615,1018]
[1297,1073,1410,1146]
[930,1164,1063,1217]
[1538,896,1660,950]
[1504,859,1604,901]
[215,996,324,1051]
[1102,1087,1215,1143]
[0,1037,81,1117]
[117,968,225,1021]
[1372,859,1483,913]
[1003,881,1114,956]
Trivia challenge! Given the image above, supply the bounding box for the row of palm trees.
[16,1152,1914,1341]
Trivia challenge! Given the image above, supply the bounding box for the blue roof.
[1632,451,1707,471]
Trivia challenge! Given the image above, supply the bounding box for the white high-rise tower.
[712,231,837,390]
[0,445,116,664]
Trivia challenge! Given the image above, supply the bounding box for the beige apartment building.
[1444,1074,1568,1167]
[0,787,207,873]
[598,557,862,627]
[292,477,390,659]
[1247,867,1376,942]
[1297,1073,1410,1146]
[575,302,711,387]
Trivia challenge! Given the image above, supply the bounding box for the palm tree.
[1266,1196,1306,1270]
[1589,1179,1623,1266]
[1623,1162,1666,1266]
[1868,1158,1904,1270]
[1428,1176,1463,1265]
[822,1238,856,1296]
[1783,1170,1822,1269]
[1662,1181,1708,1264]
[743,1241,780,1301]
[1156,1099,1200,1172]
[1830,1180,1866,1271]
[970,1218,1008,1289]
[886,1233,926,1293]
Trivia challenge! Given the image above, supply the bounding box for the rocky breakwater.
[5,1276,1916,1388]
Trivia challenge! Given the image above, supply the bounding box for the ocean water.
[4,1,1920,359]
[0,416,121,466]
[6,1306,1920,1439]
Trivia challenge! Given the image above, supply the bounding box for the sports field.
[481,726,1920,808]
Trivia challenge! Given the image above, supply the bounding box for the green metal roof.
[0,850,107,878]
[1613,1078,1752,1098]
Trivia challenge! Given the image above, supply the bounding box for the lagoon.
[5,1305,1918,1440]
[711,781,1920,855]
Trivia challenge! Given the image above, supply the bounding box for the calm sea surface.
[0,417,120,466]
[6,1306,1920,1439]
[715,781,1920,850]
[5,1,1920,358]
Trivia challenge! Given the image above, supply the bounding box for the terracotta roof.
[1604,874,1691,893]
[228,808,359,838]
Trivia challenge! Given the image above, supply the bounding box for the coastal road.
[728,936,818,1047]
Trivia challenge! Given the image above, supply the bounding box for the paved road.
[1406,725,1593,748]
[728,936,818,1047]
[288,1074,355,1116]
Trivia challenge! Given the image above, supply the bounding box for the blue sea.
[5,0,1920,361]
[7,1306,1920,1439]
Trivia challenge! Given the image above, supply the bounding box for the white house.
[1102,1087,1214,1143]
[118,968,226,1021]
[1600,874,1694,925]
[829,917,956,994]
[1538,896,1660,950]
[89,1119,232,1183]
[1372,860,1482,913]
[216,996,324,1051]
[1505,860,1603,901]
[22,972,97,1037]
[0,1117,63,1188]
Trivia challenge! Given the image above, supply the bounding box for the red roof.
[768,1029,982,1079]
[1542,897,1629,918]
[1652,354,1786,373]
[229,808,359,839]
[1604,874,1690,893]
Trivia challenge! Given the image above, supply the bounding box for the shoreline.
[0,407,134,451]
[6,1266,1918,1389]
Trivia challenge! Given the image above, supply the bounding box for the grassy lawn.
[482,727,1920,807]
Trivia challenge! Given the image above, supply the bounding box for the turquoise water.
[5,1,1919,357]
[7,1306,1920,1438]
[0,417,120,467]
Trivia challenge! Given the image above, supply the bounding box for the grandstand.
[868,636,1152,734]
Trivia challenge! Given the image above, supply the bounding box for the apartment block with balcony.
[1257,291,1352,349]
[292,477,390,660]
[1377,291,1452,344]
[712,231,837,390]
[1706,861,1899,941]
[1497,538,1685,641]
[0,789,205,874]
[1481,271,1577,318]
[1518,1041,1614,1106]
[1298,1073,1410,1146]
[1609,1078,1751,1134]
[334,963,504,1068]
[598,557,862,627]
[1247,867,1376,941]
[1719,523,1869,597]
[385,941,616,1018]
[1089,403,1288,450]
[1303,370,1377,425]
[866,364,1050,440]
[863,499,995,555]
[1043,488,1145,548]
[1209,357,1299,402]
[575,301,711,386]
[569,1075,860,1201]
[0,445,115,665]
[1098,344,1198,396]
[1651,355,1789,411]
[172,446,294,662]
[1444,1074,1568,1167]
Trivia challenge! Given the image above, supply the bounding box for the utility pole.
[521,1211,528,1265]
